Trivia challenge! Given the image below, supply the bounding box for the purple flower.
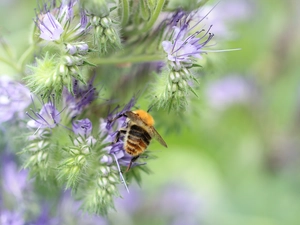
[2,155,29,200]
[35,0,87,42]
[151,183,203,225]
[26,96,61,129]
[0,210,24,225]
[0,154,31,225]
[57,191,109,225]
[114,184,142,214]
[205,75,257,110]
[162,10,214,70]
[63,78,98,119]
[38,12,64,41]
[0,76,31,123]
[199,1,255,39]
[72,118,92,136]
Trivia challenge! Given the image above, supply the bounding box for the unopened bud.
[66,44,77,55]
[100,17,111,28]
[107,184,116,194]
[70,147,80,155]
[64,56,73,66]
[97,188,107,198]
[77,43,89,55]
[172,83,178,92]
[98,177,108,187]
[91,16,100,26]
[100,166,110,176]
[100,155,113,165]
[178,80,187,90]
[59,64,68,75]
[76,155,86,164]
[108,173,118,183]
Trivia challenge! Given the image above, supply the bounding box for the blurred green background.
[1,0,300,224]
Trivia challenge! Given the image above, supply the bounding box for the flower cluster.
[22,89,151,215]
[0,0,227,218]
[152,9,214,111]
[27,0,96,101]
[0,152,110,224]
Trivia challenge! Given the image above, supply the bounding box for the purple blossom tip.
[205,75,256,110]
[63,79,98,119]
[27,96,61,129]
[38,12,64,41]
[0,76,31,123]
[162,10,214,70]
[72,118,92,136]
[35,0,78,41]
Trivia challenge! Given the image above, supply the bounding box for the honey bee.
[113,109,167,172]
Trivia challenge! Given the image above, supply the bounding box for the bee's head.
[126,109,155,126]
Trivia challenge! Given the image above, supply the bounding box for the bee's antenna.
[112,153,129,193]
[147,104,155,113]
[147,98,157,113]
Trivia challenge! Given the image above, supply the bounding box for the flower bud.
[169,72,175,82]
[97,188,107,198]
[73,56,83,66]
[100,17,111,28]
[38,140,48,149]
[81,145,90,154]
[86,136,97,146]
[77,43,89,55]
[106,184,116,194]
[108,173,118,183]
[182,68,190,79]
[64,56,74,66]
[71,166,80,174]
[76,155,86,164]
[26,143,39,152]
[172,83,178,92]
[66,44,77,55]
[95,26,104,35]
[70,147,80,155]
[37,151,47,162]
[69,66,79,76]
[178,80,187,90]
[104,194,112,204]
[59,64,69,76]
[100,155,113,165]
[98,177,108,187]
[91,16,100,26]
[110,165,118,171]
[99,166,110,176]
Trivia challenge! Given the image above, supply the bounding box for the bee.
[113,109,167,172]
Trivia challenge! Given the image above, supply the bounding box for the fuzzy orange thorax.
[132,110,155,126]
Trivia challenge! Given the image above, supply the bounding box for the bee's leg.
[114,128,127,143]
[125,155,140,173]
[111,113,127,122]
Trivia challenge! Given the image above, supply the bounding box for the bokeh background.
[1,0,300,224]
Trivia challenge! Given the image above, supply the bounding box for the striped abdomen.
[124,124,151,156]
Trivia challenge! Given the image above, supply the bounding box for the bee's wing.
[150,127,168,148]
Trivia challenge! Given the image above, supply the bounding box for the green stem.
[121,0,130,27]
[0,56,20,72]
[90,54,164,65]
[18,44,36,73]
[127,0,165,36]
[141,0,165,33]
